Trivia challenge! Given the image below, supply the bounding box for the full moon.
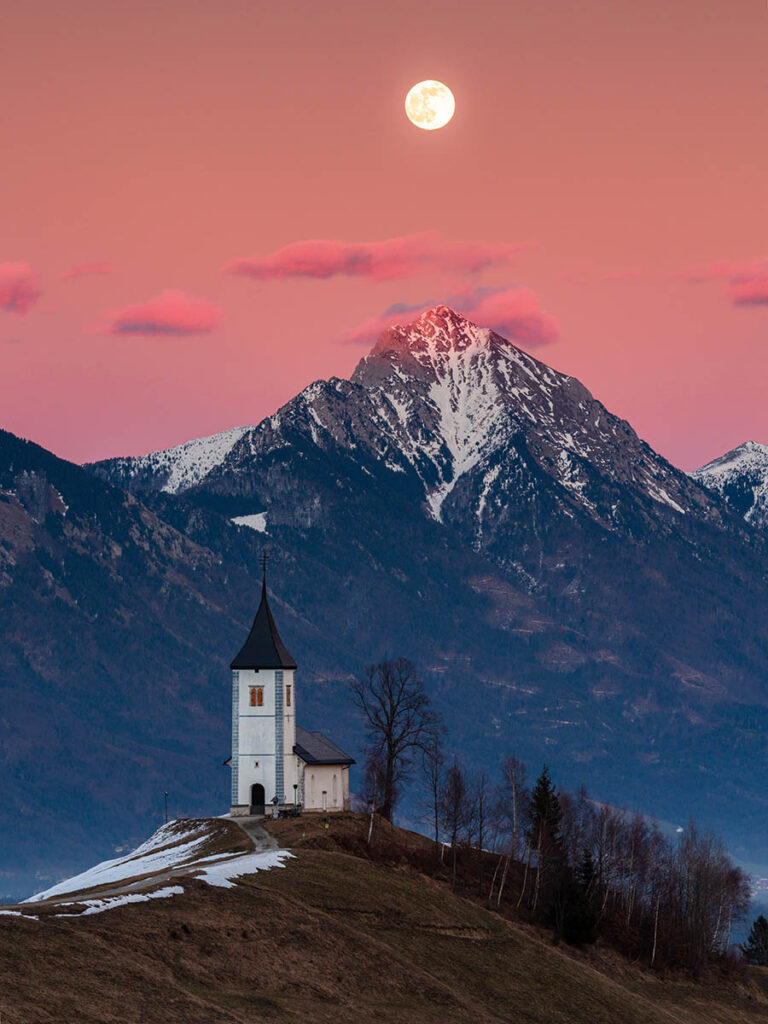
[404,80,455,131]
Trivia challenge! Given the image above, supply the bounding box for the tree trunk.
[532,829,543,913]
[651,896,660,967]
[518,843,531,910]
[489,852,503,905]
[497,853,511,909]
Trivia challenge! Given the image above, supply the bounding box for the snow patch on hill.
[55,886,185,917]
[24,820,214,901]
[22,819,292,915]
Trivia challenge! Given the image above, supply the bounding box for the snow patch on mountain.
[232,512,268,533]
[93,426,251,494]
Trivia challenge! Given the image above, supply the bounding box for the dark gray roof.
[294,726,355,766]
[231,579,297,670]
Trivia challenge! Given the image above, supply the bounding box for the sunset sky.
[2,0,767,468]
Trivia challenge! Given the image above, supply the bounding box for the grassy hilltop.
[1,813,768,1023]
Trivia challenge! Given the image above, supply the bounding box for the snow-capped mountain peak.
[693,441,768,527]
[377,305,494,356]
[350,307,709,528]
[90,307,724,540]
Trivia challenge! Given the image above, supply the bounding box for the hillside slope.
[1,814,767,1024]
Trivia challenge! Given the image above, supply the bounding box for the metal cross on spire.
[261,548,269,584]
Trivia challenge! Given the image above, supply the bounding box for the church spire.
[230,554,297,670]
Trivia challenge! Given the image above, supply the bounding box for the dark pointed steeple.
[230,560,297,670]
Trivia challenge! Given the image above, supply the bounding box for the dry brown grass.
[0,812,767,1023]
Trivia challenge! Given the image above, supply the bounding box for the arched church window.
[286,685,292,707]
[249,686,264,707]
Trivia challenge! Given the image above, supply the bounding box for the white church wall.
[232,667,298,810]
[301,763,351,812]
[235,668,276,806]
[282,676,299,804]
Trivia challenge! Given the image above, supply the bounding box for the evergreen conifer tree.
[741,914,768,966]
[530,765,563,846]
[576,848,596,891]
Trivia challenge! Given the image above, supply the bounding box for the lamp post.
[293,783,298,808]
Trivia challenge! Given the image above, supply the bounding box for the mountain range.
[3,306,768,899]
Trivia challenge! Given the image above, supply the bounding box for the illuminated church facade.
[228,575,354,816]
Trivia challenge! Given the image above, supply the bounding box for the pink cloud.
[0,262,41,314]
[97,290,221,336]
[343,285,559,346]
[224,232,522,282]
[730,278,768,305]
[59,262,114,280]
[685,259,768,307]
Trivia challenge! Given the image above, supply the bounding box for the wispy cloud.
[224,232,523,283]
[59,262,114,280]
[343,285,559,346]
[684,259,768,307]
[96,290,221,336]
[0,263,41,314]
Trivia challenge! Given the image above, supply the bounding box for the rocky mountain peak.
[367,305,494,360]
[693,440,768,527]
[352,306,516,393]
[696,440,768,474]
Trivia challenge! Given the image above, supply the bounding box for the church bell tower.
[229,561,297,816]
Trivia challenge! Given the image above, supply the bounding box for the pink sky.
[1,0,767,469]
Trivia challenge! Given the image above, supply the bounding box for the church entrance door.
[250,783,265,816]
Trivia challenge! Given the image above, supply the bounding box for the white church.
[227,573,354,817]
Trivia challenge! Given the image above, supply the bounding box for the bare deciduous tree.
[350,657,437,821]
[421,726,445,855]
[441,757,470,886]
